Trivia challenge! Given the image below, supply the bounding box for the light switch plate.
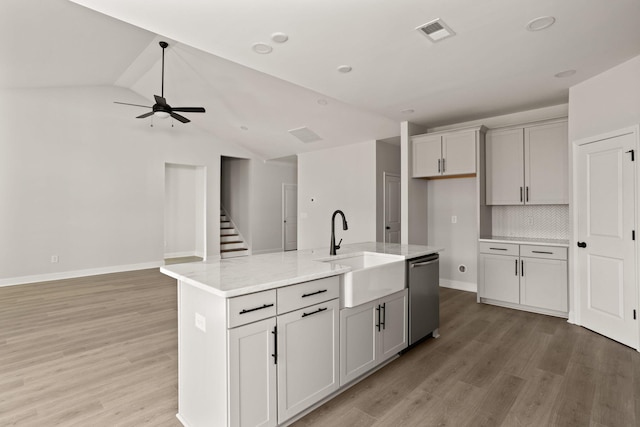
[195,313,206,332]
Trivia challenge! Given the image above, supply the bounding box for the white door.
[576,132,637,349]
[442,131,476,176]
[228,318,278,427]
[283,184,297,251]
[384,173,401,243]
[378,290,408,361]
[276,299,339,423]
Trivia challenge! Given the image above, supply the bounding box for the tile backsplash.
[491,205,569,239]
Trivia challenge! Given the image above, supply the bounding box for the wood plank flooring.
[1,269,639,426]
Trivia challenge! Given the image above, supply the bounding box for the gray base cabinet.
[478,242,568,316]
[339,289,408,386]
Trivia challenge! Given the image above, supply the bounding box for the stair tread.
[221,248,249,253]
[221,241,243,244]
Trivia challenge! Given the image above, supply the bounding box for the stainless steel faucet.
[330,210,348,255]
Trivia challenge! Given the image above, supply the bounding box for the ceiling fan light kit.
[114,41,206,125]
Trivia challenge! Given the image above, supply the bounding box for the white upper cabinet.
[412,128,481,178]
[524,121,569,204]
[486,120,568,205]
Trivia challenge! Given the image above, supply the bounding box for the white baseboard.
[0,261,164,288]
[164,251,198,259]
[439,279,477,293]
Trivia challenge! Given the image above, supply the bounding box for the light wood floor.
[2,269,639,426]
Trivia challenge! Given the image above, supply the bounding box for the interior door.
[576,132,637,349]
[384,173,401,243]
[283,184,297,251]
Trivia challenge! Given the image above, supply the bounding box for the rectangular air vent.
[288,126,323,143]
[416,18,456,42]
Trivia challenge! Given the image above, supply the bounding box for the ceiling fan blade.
[136,111,155,119]
[154,95,168,106]
[114,101,151,108]
[172,107,206,113]
[170,112,190,123]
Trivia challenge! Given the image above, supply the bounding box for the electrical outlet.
[195,313,206,332]
[50,255,59,263]
[451,216,457,224]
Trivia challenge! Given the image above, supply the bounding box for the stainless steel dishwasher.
[407,253,440,345]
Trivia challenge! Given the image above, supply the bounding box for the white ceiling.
[3,0,640,159]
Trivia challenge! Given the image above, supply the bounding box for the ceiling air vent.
[288,126,323,143]
[416,18,456,42]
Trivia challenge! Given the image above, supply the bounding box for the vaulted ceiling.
[2,0,640,159]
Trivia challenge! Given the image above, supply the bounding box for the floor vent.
[416,18,456,42]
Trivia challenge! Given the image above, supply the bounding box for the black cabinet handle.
[490,247,508,251]
[376,305,381,332]
[520,187,523,202]
[521,260,524,277]
[381,303,386,330]
[301,289,327,298]
[526,186,529,202]
[442,158,446,173]
[577,241,587,248]
[302,307,328,318]
[271,326,278,364]
[438,159,441,173]
[531,250,553,255]
[515,259,518,276]
[239,303,274,315]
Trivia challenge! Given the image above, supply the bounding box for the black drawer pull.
[531,251,553,255]
[489,247,508,251]
[239,303,274,315]
[302,307,327,318]
[302,289,328,298]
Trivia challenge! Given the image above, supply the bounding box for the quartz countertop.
[160,242,443,298]
[479,236,570,247]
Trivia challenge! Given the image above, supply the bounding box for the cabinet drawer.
[277,276,339,314]
[227,290,277,328]
[520,245,567,260]
[479,242,519,256]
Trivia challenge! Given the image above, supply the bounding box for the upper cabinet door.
[442,131,476,176]
[412,134,442,178]
[486,128,525,205]
[524,121,569,204]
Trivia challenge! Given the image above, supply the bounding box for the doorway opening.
[164,163,206,264]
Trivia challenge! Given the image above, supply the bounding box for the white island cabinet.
[161,242,442,427]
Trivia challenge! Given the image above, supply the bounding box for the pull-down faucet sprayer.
[330,210,348,255]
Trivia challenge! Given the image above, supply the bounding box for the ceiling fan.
[115,41,205,124]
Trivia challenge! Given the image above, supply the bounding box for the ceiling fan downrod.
[159,41,168,99]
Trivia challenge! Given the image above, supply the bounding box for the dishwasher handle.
[411,259,439,268]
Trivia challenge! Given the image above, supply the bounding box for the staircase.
[220,210,249,259]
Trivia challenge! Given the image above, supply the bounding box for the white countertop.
[479,236,570,247]
[160,242,443,298]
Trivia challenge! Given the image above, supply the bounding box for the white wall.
[0,85,252,285]
[568,55,640,141]
[375,141,401,242]
[427,178,478,289]
[164,163,198,258]
[298,141,377,250]
[250,159,297,254]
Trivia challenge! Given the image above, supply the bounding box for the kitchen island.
[161,242,442,427]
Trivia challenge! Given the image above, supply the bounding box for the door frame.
[571,125,639,349]
[383,172,401,244]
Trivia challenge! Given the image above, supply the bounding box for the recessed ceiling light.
[240,125,249,131]
[554,69,576,78]
[401,108,415,114]
[252,43,273,54]
[526,16,556,32]
[271,32,289,43]
[337,65,352,73]
[317,99,328,105]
